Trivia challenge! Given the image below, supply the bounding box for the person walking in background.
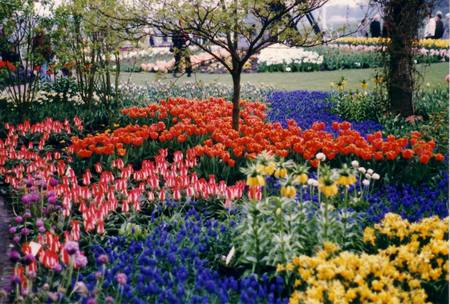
[370,15,381,38]
[171,25,192,77]
[424,13,436,39]
[434,12,444,39]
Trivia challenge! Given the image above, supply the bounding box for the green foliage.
[328,76,389,122]
[379,87,449,153]
[234,197,362,275]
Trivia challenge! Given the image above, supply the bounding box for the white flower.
[307,178,319,187]
[358,167,366,174]
[372,173,380,180]
[367,169,374,175]
[351,160,359,169]
[316,152,326,161]
[225,246,235,266]
[365,173,372,179]
[362,179,370,186]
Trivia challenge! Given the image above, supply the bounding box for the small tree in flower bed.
[0,118,244,302]
[70,98,444,185]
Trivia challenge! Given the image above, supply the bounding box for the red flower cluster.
[0,60,16,72]
[73,98,443,166]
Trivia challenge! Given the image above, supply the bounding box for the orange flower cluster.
[73,98,443,167]
[71,123,165,158]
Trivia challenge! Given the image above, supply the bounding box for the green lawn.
[120,62,449,91]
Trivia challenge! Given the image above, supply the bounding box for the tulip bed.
[120,41,449,75]
[0,84,448,303]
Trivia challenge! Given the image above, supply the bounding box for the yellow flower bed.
[335,37,450,49]
[280,214,449,304]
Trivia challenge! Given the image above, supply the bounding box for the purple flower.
[86,298,96,304]
[11,275,21,285]
[13,236,20,243]
[49,178,59,187]
[9,227,17,234]
[64,241,79,255]
[23,211,32,219]
[53,263,62,273]
[48,195,57,204]
[15,216,23,224]
[38,226,46,233]
[21,194,33,204]
[9,250,20,263]
[30,193,40,202]
[36,218,44,227]
[22,254,35,266]
[36,179,47,188]
[24,178,33,188]
[74,254,87,268]
[96,254,109,265]
[115,273,127,285]
[20,228,30,236]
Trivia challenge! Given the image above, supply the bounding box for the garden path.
[0,194,12,300]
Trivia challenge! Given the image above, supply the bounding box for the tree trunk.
[231,71,241,131]
[388,52,414,116]
[384,0,419,117]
